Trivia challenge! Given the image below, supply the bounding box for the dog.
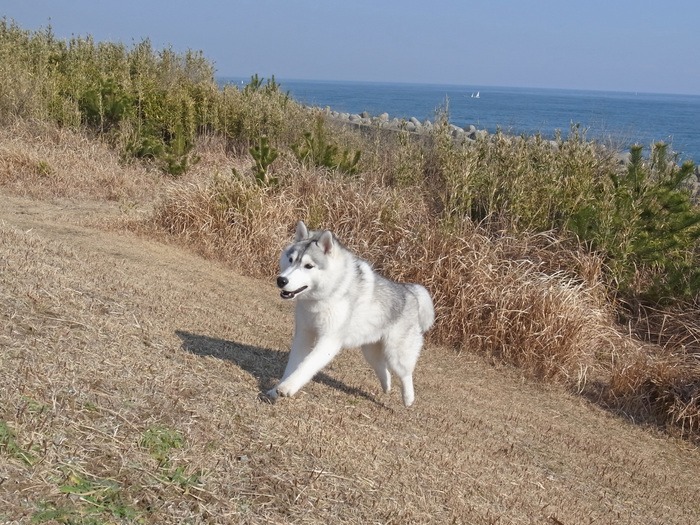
[267,221,434,406]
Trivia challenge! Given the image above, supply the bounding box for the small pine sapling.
[250,135,279,186]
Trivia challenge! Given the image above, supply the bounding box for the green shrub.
[0,21,305,175]
[429,122,607,231]
[250,135,279,186]
[389,129,425,187]
[292,116,361,175]
[568,143,700,302]
[424,117,700,304]
[217,75,306,152]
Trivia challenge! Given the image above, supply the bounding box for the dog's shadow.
[175,330,385,406]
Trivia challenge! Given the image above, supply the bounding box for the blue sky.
[2,0,699,95]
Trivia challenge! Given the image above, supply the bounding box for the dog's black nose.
[276,276,288,288]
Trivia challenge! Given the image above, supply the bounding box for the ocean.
[220,77,700,164]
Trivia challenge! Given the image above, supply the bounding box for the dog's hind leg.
[362,342,391,393]
[385,332,423,407]
[398,375,415,408]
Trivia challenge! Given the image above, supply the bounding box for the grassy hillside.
[1,195,699,524]
[0,21,699,522]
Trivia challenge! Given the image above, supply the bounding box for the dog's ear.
[318,230,334,254]
[295,221,309,242]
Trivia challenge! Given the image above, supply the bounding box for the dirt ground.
[1,194,699,524]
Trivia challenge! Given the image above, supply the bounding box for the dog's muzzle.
[276,276,308,299]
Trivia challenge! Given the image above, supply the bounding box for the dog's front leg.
[267,338,341,400]
[280,328,314,382]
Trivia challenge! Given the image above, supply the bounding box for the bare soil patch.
[1,195,699,524]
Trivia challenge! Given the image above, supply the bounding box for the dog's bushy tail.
[409,284,435,333]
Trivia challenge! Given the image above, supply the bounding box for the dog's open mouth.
[280,286,308,299]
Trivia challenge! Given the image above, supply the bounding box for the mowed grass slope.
[1,196,699,525]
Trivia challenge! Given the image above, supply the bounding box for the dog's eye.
[304,263,314,269]
[288,257,293,263]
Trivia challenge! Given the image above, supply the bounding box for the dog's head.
[276,221,335,300]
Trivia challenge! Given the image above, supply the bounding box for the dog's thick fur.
[268,221,434,406]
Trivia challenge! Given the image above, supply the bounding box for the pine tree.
[605,144,700,302]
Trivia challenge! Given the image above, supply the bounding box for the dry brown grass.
[610,346,700,436]
[144,149,700,442]
[0,120,164,202]
[148,165,619,390]
[1,196,699,525]
[610,302,700,436]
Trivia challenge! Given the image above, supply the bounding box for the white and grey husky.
[268,221,434,406]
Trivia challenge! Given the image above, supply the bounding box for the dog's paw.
[265,387,280,401]
[258,390,276,404]
[269,382,296,399]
